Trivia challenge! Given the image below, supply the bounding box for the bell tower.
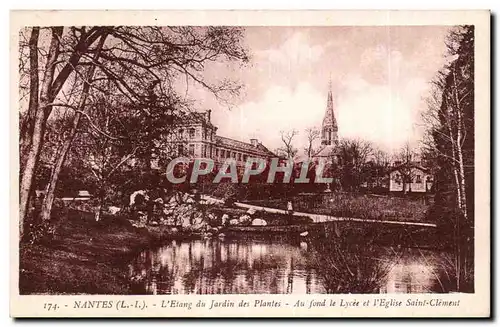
[321,82,338,146]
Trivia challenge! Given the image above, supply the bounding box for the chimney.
[205,110,211,122]
[250,138,259,147]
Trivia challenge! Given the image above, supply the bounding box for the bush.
[212,182,239,201]
[24,220,58,245]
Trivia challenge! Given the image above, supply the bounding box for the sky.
[180,26,453,155]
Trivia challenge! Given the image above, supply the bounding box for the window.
[221,149,225,158]
[237,153,242,161]
[202,145,206,157]
[395,173,402,185]
[243,154,248,162]
[393,282,408,293]
[226,151,230,159]
[215,148,219,157]
[415,175,422,184]
[232,152,236,159]
[178,128,184,138]
[189,128,195,139]
[188,144,195,156]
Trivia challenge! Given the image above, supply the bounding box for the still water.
[128,237,453,295]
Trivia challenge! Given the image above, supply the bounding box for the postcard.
[10,9,490,318]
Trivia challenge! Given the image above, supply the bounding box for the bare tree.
[421,26,474,292]
[277,129,299,160]
[19,26,249,235]
[304,127,321,159]
[394,142,419,195]
[371,148,391,189]
[39,34,108,221]
[19,27,109,235]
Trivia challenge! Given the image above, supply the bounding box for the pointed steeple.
[322,83,337,130]
[321,81,338,146]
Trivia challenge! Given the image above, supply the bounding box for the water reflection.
[128,238,452,294]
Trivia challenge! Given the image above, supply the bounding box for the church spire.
[321,81,338,146]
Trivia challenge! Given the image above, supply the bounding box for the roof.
[176,111,217,130]
[313,144,336,158]
[389,163,430,174]
[215,135,275,157]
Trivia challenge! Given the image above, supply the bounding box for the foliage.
[422,25,475,292]
[19,26,250,231]
[308,236,394,294]
[331,138,373,191]
[24,220,58,245]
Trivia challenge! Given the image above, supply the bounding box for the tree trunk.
[40,34,107,221]
[455,111,468,222]
[19,27,63,234]
[20,27,40,172]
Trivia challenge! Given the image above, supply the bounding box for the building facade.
[165,110,275,168]
[388,163,433,193]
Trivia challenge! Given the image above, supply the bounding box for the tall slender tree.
[423,25,474,291]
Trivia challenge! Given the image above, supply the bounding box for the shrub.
[24,220,58,245]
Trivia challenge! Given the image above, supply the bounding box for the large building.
[165,110,275,167]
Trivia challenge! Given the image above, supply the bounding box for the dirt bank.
[19,210,180,295]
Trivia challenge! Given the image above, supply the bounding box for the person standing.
[286,200,294,225]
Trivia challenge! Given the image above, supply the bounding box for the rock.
[218,233,226,239]
[185,197,195,204]
[108,206,121,215]
[221,214,229,225]
[153,197,164,204]
[192,221,207,232]
[181,216,192,228]
[247,207,257,215]
[239,215,251,225]
[251,218,267,226]
[300,231,309,237]
[193,212,204,225]
[130,190,148,206]
[229,219,239,226]
[164,217,176,225]
[150,221,159,226]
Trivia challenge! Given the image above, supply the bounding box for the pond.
[128,237,456,295]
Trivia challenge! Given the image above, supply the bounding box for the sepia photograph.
[10,10,490,318]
